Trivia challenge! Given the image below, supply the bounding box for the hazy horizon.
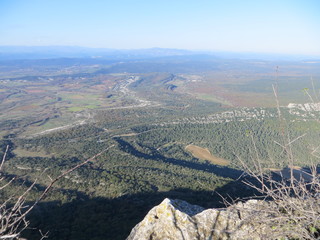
[2,45,320,61]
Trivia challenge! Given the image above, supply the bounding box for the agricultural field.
[1,55,320,239]
[1,57,320,138]
[185,144,230,166]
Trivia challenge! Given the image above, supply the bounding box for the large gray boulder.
[127,198,288,240]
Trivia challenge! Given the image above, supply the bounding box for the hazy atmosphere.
[2,1,320,240]
[1,0,320,55]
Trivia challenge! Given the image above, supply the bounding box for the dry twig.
[0,145,113,239]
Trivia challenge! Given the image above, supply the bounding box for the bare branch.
[1,144,114,239]
[0,146,9,172]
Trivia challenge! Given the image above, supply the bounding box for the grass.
[68,105,99,112]
[185,144,230,166]
[13,147,53,158]
[195,93,232,106]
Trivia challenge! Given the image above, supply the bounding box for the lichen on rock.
[126,198,292,240]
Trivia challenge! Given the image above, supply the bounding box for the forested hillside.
[1,56,320,239]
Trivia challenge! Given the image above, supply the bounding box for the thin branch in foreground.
[0,145,9,172]
[13,145,114,226]
[1,144,114,239]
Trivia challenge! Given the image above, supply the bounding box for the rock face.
[126,198,282,240]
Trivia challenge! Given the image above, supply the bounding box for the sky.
[0,0,320,55]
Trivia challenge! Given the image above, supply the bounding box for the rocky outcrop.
[126,198,290,240]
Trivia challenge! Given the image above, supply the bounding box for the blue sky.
[0,0,320,55]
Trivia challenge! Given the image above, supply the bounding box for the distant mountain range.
[0,46,319,61]
[0,46,196,60]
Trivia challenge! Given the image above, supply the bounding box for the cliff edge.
[127,198,294,240]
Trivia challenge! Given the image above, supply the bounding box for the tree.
[237,85,320,239]
[0,145,111,239]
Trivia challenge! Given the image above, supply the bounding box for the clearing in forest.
[185,144,230,166]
